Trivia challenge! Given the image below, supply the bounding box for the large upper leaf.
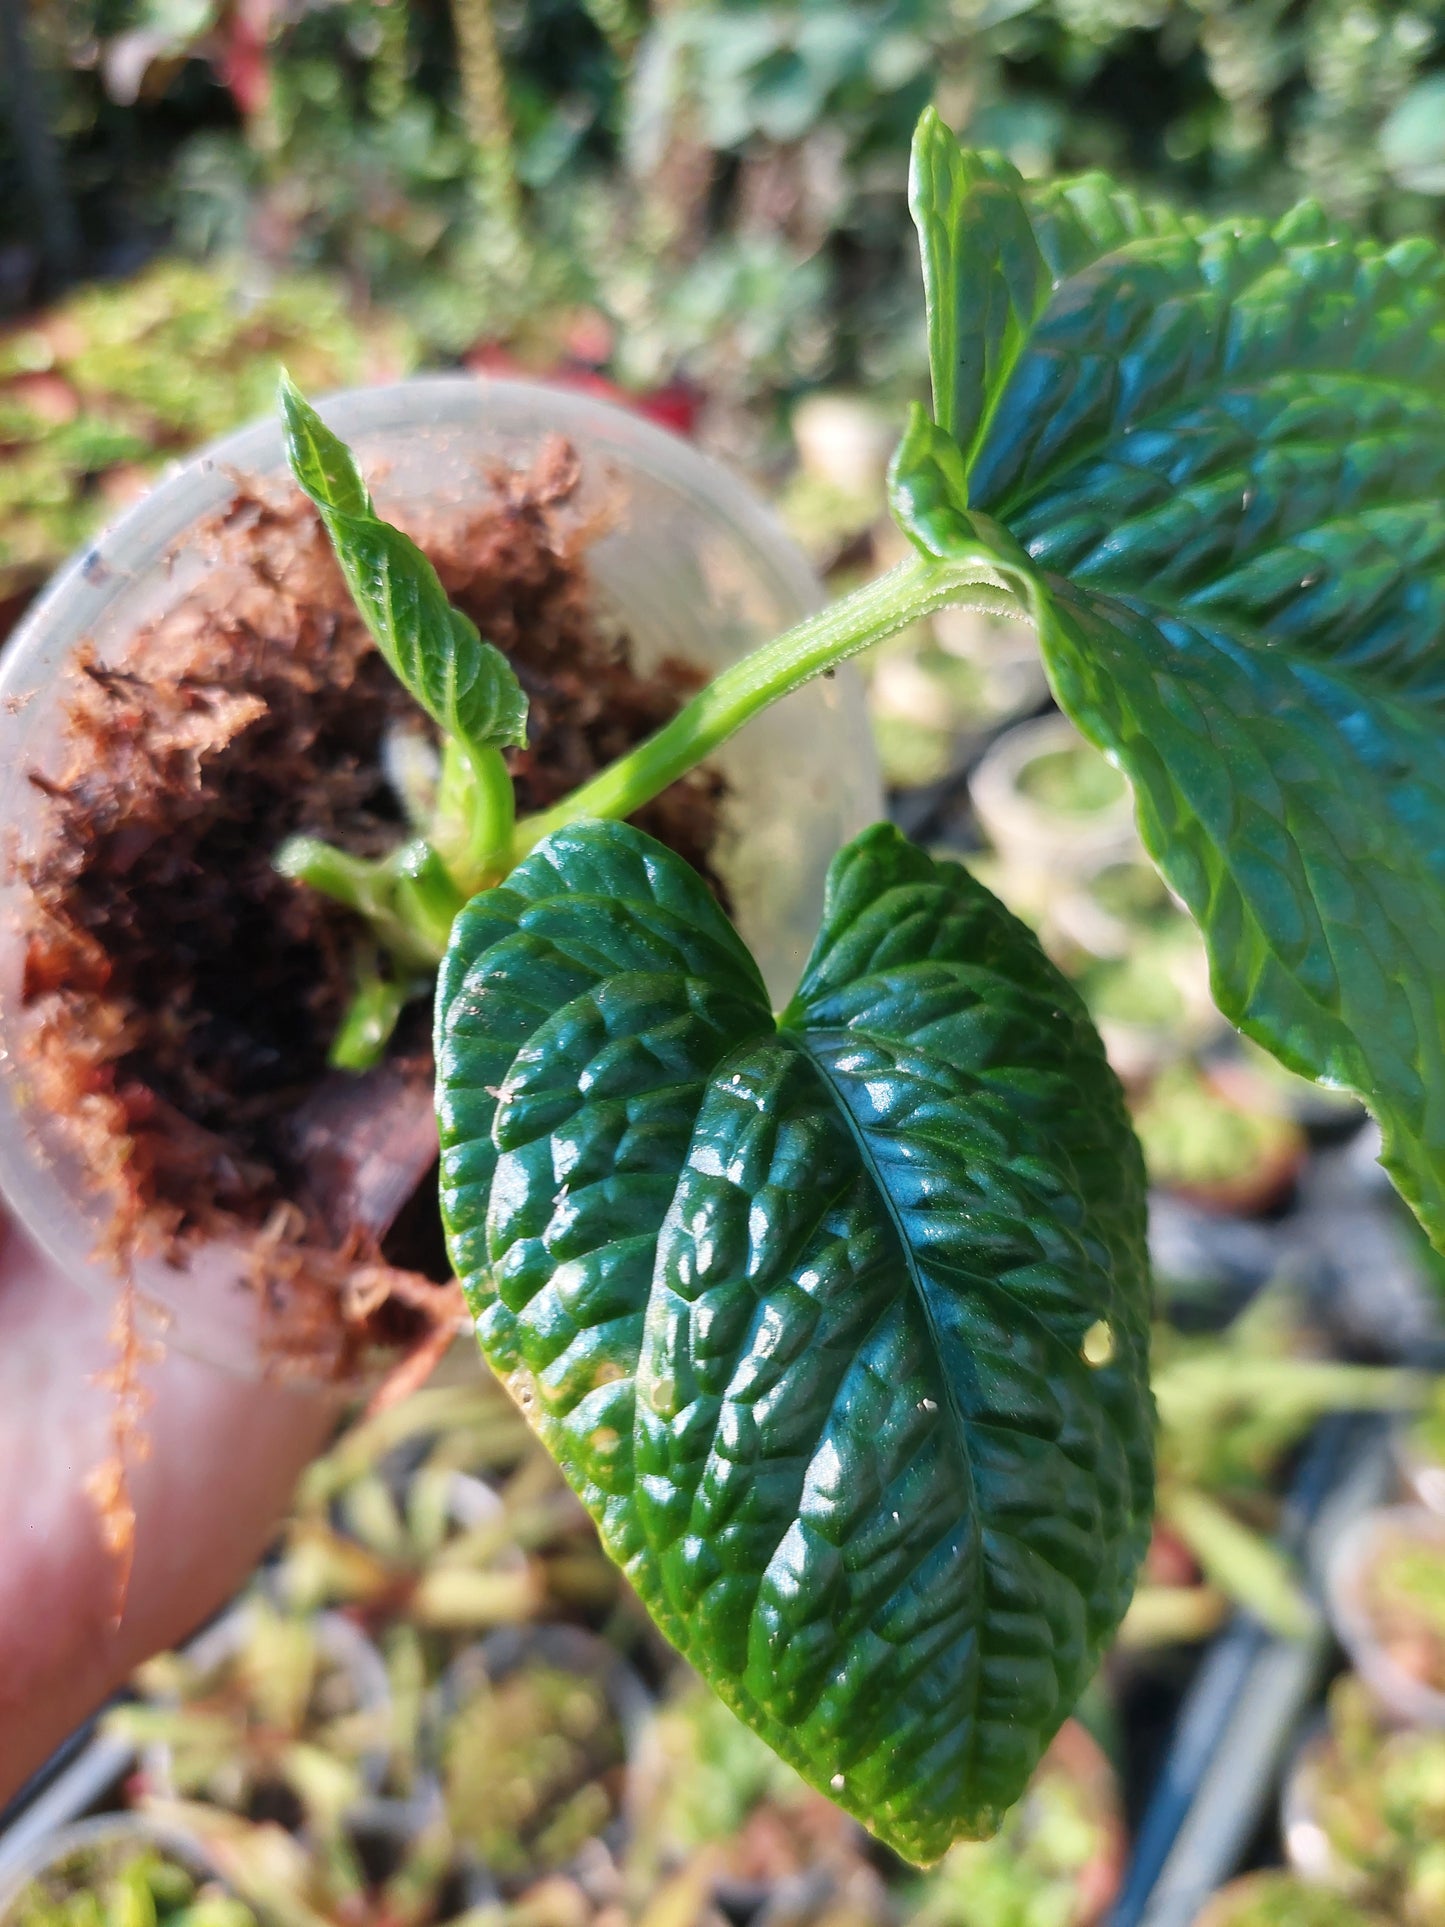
[279,375,528,759]
[436,818,1152,1863]
[892,108,1445,1250]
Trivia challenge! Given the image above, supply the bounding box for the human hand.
[0,1216,336,1804]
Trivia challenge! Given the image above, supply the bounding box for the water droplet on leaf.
[1083,1319,1114,1366]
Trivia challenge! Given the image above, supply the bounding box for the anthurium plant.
[275,106,1445,1865]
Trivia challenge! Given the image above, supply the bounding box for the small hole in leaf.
[1082,1319,1114,1367]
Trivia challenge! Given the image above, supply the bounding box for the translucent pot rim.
[0,374,880,1381]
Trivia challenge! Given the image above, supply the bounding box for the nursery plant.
[145,1799,465,1927]
[1131,1061,1306,1214]
[905,1723,1122,1927]
[281,1443,546,1636]
[0,259,412,608]
[1293,1674,1445,1924]
[441,1652,626,1884]
[1141,1297,1425,1641]
[626,1675,873,1911]
[1358,1521,1445,1695]
[1195,1872,1385,1927]
[6,1833,257,1927]
[271,102,1445,1866]
[105,1597,390,1833]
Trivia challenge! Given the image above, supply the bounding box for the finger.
[0,1219,338,1802]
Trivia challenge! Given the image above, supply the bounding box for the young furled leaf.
[435,818,1152,1864]
[279,375,528,761]
[892,108,1445,1252]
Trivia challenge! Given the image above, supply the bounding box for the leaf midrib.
[779,1018,1121,1389]
[775,1017,990,1808]
[770,1026,1117,1765]
[775,1026,976,1526]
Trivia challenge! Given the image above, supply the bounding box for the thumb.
[0,1217,337,1802]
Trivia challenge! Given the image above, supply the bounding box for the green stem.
[467,745,517,883]
[512,553,1007,856]
[330,971,412,1072]
[391,839,467,956]
[434,740,516,895]
[274,835,458,969]
[275,837,430,967]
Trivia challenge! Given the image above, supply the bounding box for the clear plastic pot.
[427,1621,652,1892]
[1279,1720,1350,1890]
[970,711,1139,881]
[0,376,880,1378]
[1326,1505,1445,1727]
[1393,1418,1445,1518]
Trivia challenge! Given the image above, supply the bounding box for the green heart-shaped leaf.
[436,819,1152,1863]
[893,109,1445,1250]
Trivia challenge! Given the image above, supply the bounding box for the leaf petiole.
[431,738,517,896]
[510,552,1013,855]
[274,834,457,969]
[390,838,467,957]
[329,968,414,1072]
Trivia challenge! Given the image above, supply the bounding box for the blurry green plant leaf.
[1160,1487,1315,1641]
[892,107,1445,1251]
[436,817,1153,1863]
[279,375,527,761]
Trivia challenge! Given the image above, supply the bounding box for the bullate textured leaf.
[436,818,1152,1862]
[892,109,1445,1250]
[280,374,528,760]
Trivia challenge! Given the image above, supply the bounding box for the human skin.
[0,1216,336,1804]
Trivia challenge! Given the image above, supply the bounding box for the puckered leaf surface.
[280,375,528,759]
[892,109,1445,1248]
[436,818,1152,1863]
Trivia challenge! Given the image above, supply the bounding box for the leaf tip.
[275,363,304,414]
[276,366,319,465]
[277,374,369,519]
[912,101,946,149]
[908,103,954,203]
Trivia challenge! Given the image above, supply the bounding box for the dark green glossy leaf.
[910,135,1048,474]
[279,375,528,758]
[893,109,1445,1250]
[436,818,1153,1863]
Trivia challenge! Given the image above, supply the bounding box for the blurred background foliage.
[9,0,1445,618]
[8,9,1445,1922]
[8,0,1445,421]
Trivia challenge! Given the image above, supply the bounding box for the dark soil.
[19,436,723,1371]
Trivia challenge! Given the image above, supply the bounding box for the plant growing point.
[279,104,1445,1863]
